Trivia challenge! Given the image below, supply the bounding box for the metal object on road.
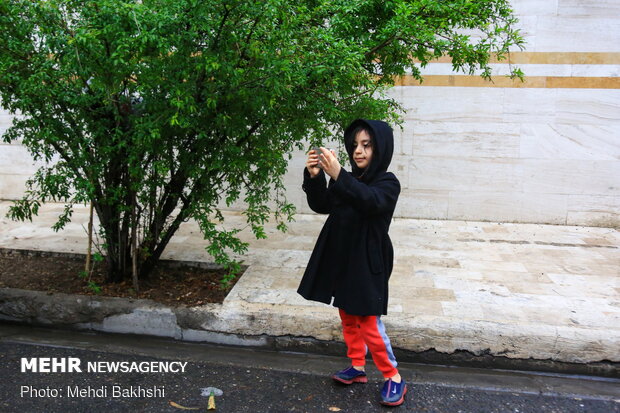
[208,391,216,410]
[201,387,222,410]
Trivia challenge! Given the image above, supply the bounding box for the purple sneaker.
[332,366,368,384]
[380,378,407,406]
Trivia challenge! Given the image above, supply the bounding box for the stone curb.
[1,287,618,378]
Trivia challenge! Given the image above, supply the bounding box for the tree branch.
[211,4,232,51]
[365,33,399,60]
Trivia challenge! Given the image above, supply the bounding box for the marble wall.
[291,0,620,227]
[0,0,618,227]
[0,113,37,201]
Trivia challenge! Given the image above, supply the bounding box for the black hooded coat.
[297,119,401,316]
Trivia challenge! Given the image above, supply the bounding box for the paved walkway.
[1,201,619,365]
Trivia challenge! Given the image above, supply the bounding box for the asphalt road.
[0,324,618,413]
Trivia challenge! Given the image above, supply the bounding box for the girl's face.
[353,130,373,170]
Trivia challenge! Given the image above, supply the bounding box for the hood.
[343,119,394,183]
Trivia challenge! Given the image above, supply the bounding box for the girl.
[298,119,405,406]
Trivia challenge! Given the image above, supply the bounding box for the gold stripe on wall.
[417,52,620,65]
[394,75,620,89]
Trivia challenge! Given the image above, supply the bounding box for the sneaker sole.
[380,384,407,406]
[332,375,368,385]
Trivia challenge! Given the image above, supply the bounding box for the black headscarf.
[343,119,395,183]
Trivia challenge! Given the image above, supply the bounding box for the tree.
[0,0,524,285]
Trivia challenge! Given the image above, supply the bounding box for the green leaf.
[0,0,524,285]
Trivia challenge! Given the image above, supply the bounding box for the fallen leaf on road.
[328,407,342,412]
[169,400,199,410]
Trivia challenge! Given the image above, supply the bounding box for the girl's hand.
[306,149,321,178]
[317,147,341,181]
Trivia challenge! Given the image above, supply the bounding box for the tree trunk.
[96,195,190,283]
[130,190,139,293]
[85,201,94,274]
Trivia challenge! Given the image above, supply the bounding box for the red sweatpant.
[338,308,399,379]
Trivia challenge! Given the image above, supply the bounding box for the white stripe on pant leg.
[375,316,398,369]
